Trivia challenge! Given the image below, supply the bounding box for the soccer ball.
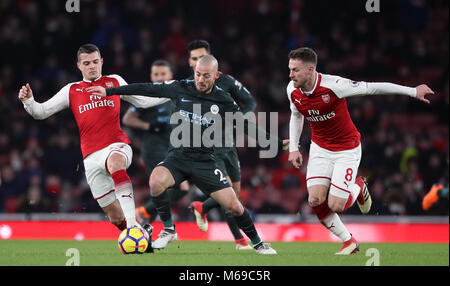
[118,227,149,254]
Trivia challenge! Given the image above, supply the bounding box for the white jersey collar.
[83,75,102,83]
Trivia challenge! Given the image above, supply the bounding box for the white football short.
[83,142,133,208]
[306,141,361,199]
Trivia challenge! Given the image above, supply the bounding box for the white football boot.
[356,176,372,214]
[254,242,277,255]
[151,229,178,249]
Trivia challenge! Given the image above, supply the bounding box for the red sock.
[235,238,248,245]
[111,169,136,228]
[313,201,351,241]
[111,169,131,187]
[312,201,332,221]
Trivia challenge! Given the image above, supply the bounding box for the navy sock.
[222,208,244,240]
[233,208,261,246]
[151,191,173,229]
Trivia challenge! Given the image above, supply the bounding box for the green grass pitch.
[0,240,448,266]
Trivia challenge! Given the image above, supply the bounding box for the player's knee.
[149,179,163,196]
[308,185,328,207]
[228,200,244,216]
[107,154,127,174]
[149,176,167,196]
[308,196,322,208]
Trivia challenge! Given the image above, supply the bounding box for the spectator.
[17,185,50,214]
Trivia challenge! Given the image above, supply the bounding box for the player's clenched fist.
[18,83,33,102]
[86,86,106,97]
[415,84,434,104]
[288,151,303,169]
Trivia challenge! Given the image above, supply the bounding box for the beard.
[196,83,211,93]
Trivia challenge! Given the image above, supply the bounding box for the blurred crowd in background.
[0,0,448,219]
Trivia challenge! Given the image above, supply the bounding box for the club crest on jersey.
[105,82,114,88]
[321,94,330,103]
[210,104,219,115]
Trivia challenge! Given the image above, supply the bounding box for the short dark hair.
[77,44,101,61]
[288,47,317,66]
[187,40,211,54]
[151,59,173,71]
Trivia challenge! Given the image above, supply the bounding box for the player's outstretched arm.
[363,82,434,103]
[19,83,70,120]
[88,82,174,99]
[87,83,171,108]
[333,77,434,104]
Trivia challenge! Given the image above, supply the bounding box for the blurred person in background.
[0,165,26,213]
[17,184,49,214]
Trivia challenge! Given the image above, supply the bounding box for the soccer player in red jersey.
[18,44,168,234]
[286,47,433,254]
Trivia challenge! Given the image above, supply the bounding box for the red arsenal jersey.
[287,73,361,151]
[68,75,130,158]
